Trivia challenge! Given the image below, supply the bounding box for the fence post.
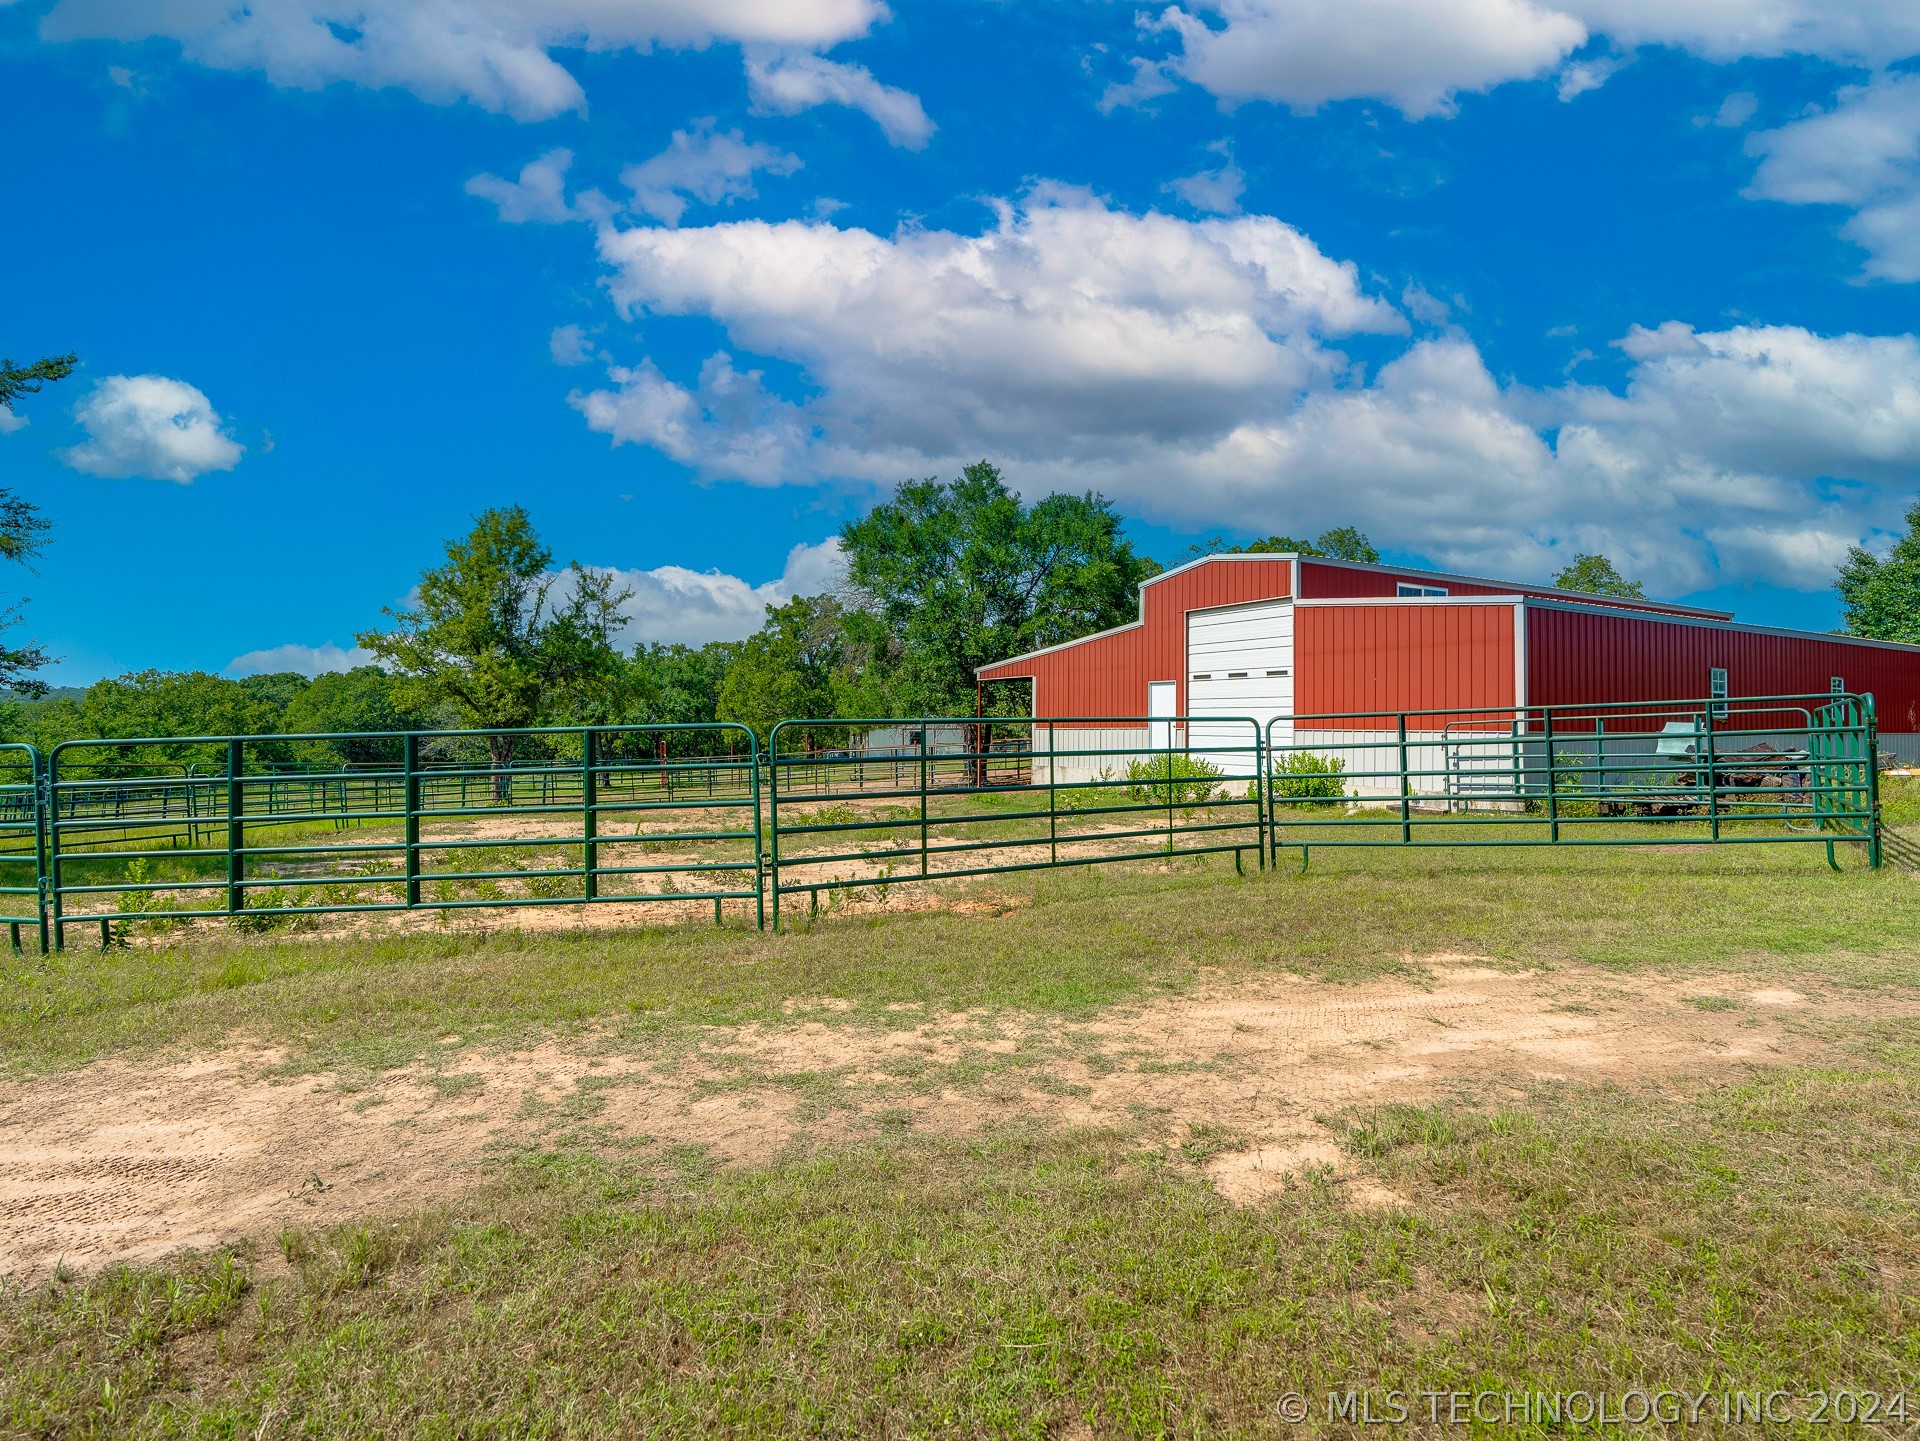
[1046,722,1058,867]
[1543,708,1559,843]
[918,725,929,877]
[751,736,766,931]
[1397,715,1411,844]
[226,738,244,916]
[33,752,50,954]
[44,753,62,953]
[1702,704,1720,843]
[581,730,599,903]
[768,730,783,933]
[404,734,421,908]
[1865,697,1883,869]
[1164,719,1175,854]
[1255,720,1267,871]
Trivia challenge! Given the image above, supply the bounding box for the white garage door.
[1186,598,1293,775]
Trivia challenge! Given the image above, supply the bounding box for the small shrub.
[1270,751,1346,807]
[1124,755,1225,809]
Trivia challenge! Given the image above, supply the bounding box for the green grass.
[6,1043,1919,1438]
[4,836,1916,1078]
[5,831,1920,1435]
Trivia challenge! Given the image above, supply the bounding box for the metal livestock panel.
[976,558,1293,716]
[1525,604,1920,733]
[1295,601,1518,725]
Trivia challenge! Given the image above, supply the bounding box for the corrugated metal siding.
[1526,606,1920,732]
[1296,561,1716,617]
[1300,561,1512,601]
[1296,602,1516,726]
[976,559,1292,717]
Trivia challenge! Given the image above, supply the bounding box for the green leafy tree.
[1837,501,1920,644]
[841,462,1155,715]
[1553,553,1646,599]
[282,666,428,763]
[1189,527,1381,563]
[716,595,844,744]
[357,507,632,783]
[0,352,76,696]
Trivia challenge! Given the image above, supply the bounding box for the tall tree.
[0,353,75,696]
[357,507,631,781]
[1837,501,1920,644]
[1190,526,1381,563]
[715,595,844,743]
[840,462,1155,715]
[1553,553,1646,599]
[283,666,429,763]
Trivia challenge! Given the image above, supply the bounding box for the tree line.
[5,344,1910,756]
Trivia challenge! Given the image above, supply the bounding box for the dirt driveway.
[0,961,1884,1282]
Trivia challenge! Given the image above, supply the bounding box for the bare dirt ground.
[0,961,1893,1283]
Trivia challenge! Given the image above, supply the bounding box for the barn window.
[1266,669,1289,677]
[1190,673,1212,681]
[1831,676,1846,695]
[1397,583,1447,597]
[1227,671,1249,679]
[1709,667,1729,718]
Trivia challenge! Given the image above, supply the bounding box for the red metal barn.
[975,555,1920,782]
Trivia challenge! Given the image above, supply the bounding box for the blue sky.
[3,0,1918,684]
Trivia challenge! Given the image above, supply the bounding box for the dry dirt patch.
[0,962,1896,1280]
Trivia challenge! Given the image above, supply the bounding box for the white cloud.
[583,185,1403,481]
[745,51,934,149]
[1563,0,1920,66]
[621,120,801,225]
[226,641,373,678]
[591,537,847,647]
[1746,71,1920,281]
[1140,0,1588,119]
[1711,90,1758,128]
[42,0,888,120]
[0,411,26,436]
[59,375,245,483]
[1128,0,1920,119]
[568,188,1920,592]
[1097,55,1181,114]
[465,147,576,224]
[1555,51,1626,102]
[549,324,600,366]
[1165,143,1246,215]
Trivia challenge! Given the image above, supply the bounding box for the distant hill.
[0,686,87,705]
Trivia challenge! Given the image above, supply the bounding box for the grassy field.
[3,831,1919,1437]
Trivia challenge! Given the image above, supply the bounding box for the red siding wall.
[976,558,1293,717]
[1300,560,1514,601]
[1297,560,1724,617]
[1297,602,1516,725]
[1525,605,1920,732]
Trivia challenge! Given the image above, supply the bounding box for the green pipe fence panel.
[766,715,1266,931]
[0,744,47,950]
[1265,691,1880,867]
[44,723,763,949]
[0,689,1886,950]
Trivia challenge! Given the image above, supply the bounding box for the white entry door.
[1147,680,1177,750]
[1186,598,1294,776]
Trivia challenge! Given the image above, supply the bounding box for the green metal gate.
[0,690,1890,951]
[41,723,762,949]
[1263,691,1881,869]
[765,716,1267,932]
